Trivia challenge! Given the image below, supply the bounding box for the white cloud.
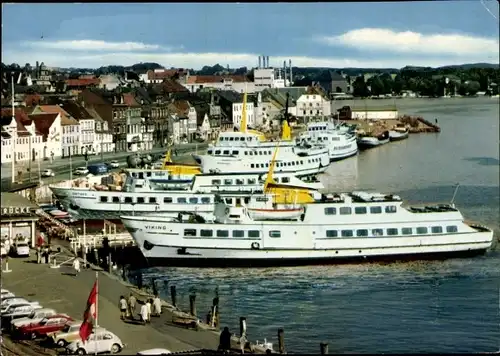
[316,28,500,58]
[3,49,496,70]
[22,39,162,51]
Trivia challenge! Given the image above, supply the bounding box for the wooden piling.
[107,252,112,273]
[239,317,247,336]
[170,285,177,307]
[152,278,158,296]
[212,297,220,327]
[320,342,328,355]
[278,328,285,354]
[189,293,197,317]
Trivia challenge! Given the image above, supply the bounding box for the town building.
[350,106,399,120]
[28,112,63,160]
[0,192,40,248]
[182,75,255,94]
[295,88,332,121]
[58,101,97,155]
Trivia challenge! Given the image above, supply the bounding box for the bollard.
[108,252,112,273]
[121,265,126,281]
[278,328,285,354]
[3,257,12,273]
[320,342,328,355]
[170,285,177,307]
[93,248,99,265]
[239,317,247,337]
[189,293,196,317]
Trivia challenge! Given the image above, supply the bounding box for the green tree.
[352,76,369,97]
[392,75,404,94]
[368,76,384,96]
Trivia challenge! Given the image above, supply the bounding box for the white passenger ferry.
[121,188,494,267]
[298,121,358,161]
[50,169,324,220]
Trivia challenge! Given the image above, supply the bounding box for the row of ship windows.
[325,225,458,237]
[250,158,321,169]
[325,206,397,215]
[211,177,291,185]
[219,137,255,142]
[183,225,459,238]
[208,149,280,156]
[99,196,212,204]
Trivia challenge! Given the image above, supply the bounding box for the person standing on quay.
[119,296,128,320]
[218,326,232,354]
[128,293,136,319]
[145,298,152,323]
[140,301,148,325]
[153,294,162,317]
[72,258,80,276]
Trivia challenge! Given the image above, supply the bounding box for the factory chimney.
[289,59,293,86]
[283,60,287,82]
[258,56,261,69]
[262,55,266,68]
[266,56,270,69]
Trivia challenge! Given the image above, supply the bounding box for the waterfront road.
[0,143,207,191]
[1,250,222,354]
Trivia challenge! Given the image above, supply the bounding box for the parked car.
[41,169,55,177]
[12,308,58,330]
[1,298,30,309]
[74,167,89,175]
[109,160,120,168]
[1,303,43,324]
[11,241,30,257]
[1,290,15,299]
[66,330,124,355]
[19,316,73,340]
[49,321,88,347]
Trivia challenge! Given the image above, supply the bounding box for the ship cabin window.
[178,197,187,203]
[189,197,198,204]
[339,207,352,215]
[215,150,221,155]
[135,184,143,189]
[269,230,281,238]
[370,206,382,214]
[138,172,144,179]
[431,226,443,234]
[446,225,458,233]
[146,172,152,178]
[247,137,252,141]
[244,197,250,204]
[251,164,255,168]
[282,177,290,183]
[248,230,260,238]
[217,230,229,237]
[201,197,211,204]
[225,198,233,204]
[212,179,221,185]
[149,197,157,204]
[100,196,108,203]
[326,230,338,238]
[184,229,196,237]
[208,150,213,155]
[235,179,244,185]
[372,229,383,236]
[224,179,232,185]
[244,151,248,155]
[402,228,413,235]
[233,230,245,238]
[131,173,137,178]
[240,137,245,141]
[324,207,336,215]
[229,137,234,141]
[223,150,230,155]
[124,197,133,204]
[137,197,145,204]
[416,227,428,234]
[385,206,397,213]
[163,197,173,203]
[232,151,239,155]
[200,229,213,237]
[355,207,367,215]
[247,178,256,184]
[386,228,398,236]
[356,229,369,237]
[341,230,353,237]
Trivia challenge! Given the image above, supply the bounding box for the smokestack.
[262,55,266,68]
[258,56,261,69]
[289,59,293,86]
[266,56,270,69]
[283,60,287,81]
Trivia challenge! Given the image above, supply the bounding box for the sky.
[2,2,499,70]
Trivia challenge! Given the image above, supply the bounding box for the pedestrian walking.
[119,296,128,320]
[140,301,148,325]
[43,246,49,264]
[128,293,136,319]
[145,299,152,323]
[72,258,81,276]
[153,294,162,317]
[36,246,41,264]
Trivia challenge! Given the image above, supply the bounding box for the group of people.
[35,245,52,264]
[119,294,162,324]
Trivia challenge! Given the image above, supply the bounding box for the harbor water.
[140,98,500,353]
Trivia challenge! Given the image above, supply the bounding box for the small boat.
[389,127,409,141]
[49,209,69,217]
[247,206,304,221]
[357,130,390,150]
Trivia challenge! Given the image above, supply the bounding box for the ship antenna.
[450,183,460,207]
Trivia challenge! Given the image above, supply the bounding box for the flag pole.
[95,270,98,356]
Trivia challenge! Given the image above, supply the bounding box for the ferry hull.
[329,147,358,162]
[357,137,390,150]
[141,248,489,268]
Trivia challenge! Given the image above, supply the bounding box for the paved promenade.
[1,249,224,354]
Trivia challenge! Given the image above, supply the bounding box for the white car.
[41,169,55,177]
[137,349,171,355]
[74,167,89,175]
[66,330,124,354]
[2,303,42,320]
[12,308,57,329]
[1,298,29,309]
[1,290,15,299]
[11,242,30,257]
[109,160,120,168]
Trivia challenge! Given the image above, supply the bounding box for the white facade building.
[197,113,211,141]
[61,118,80,157]
[232,101,255,129]
[351,109,399,120]
[296,94,332,120]
[29,112,63,160]
[0,119,43,164]
[184,75,256,94]
[78,118,95,154]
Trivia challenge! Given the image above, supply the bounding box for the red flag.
[79,280,97,343]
